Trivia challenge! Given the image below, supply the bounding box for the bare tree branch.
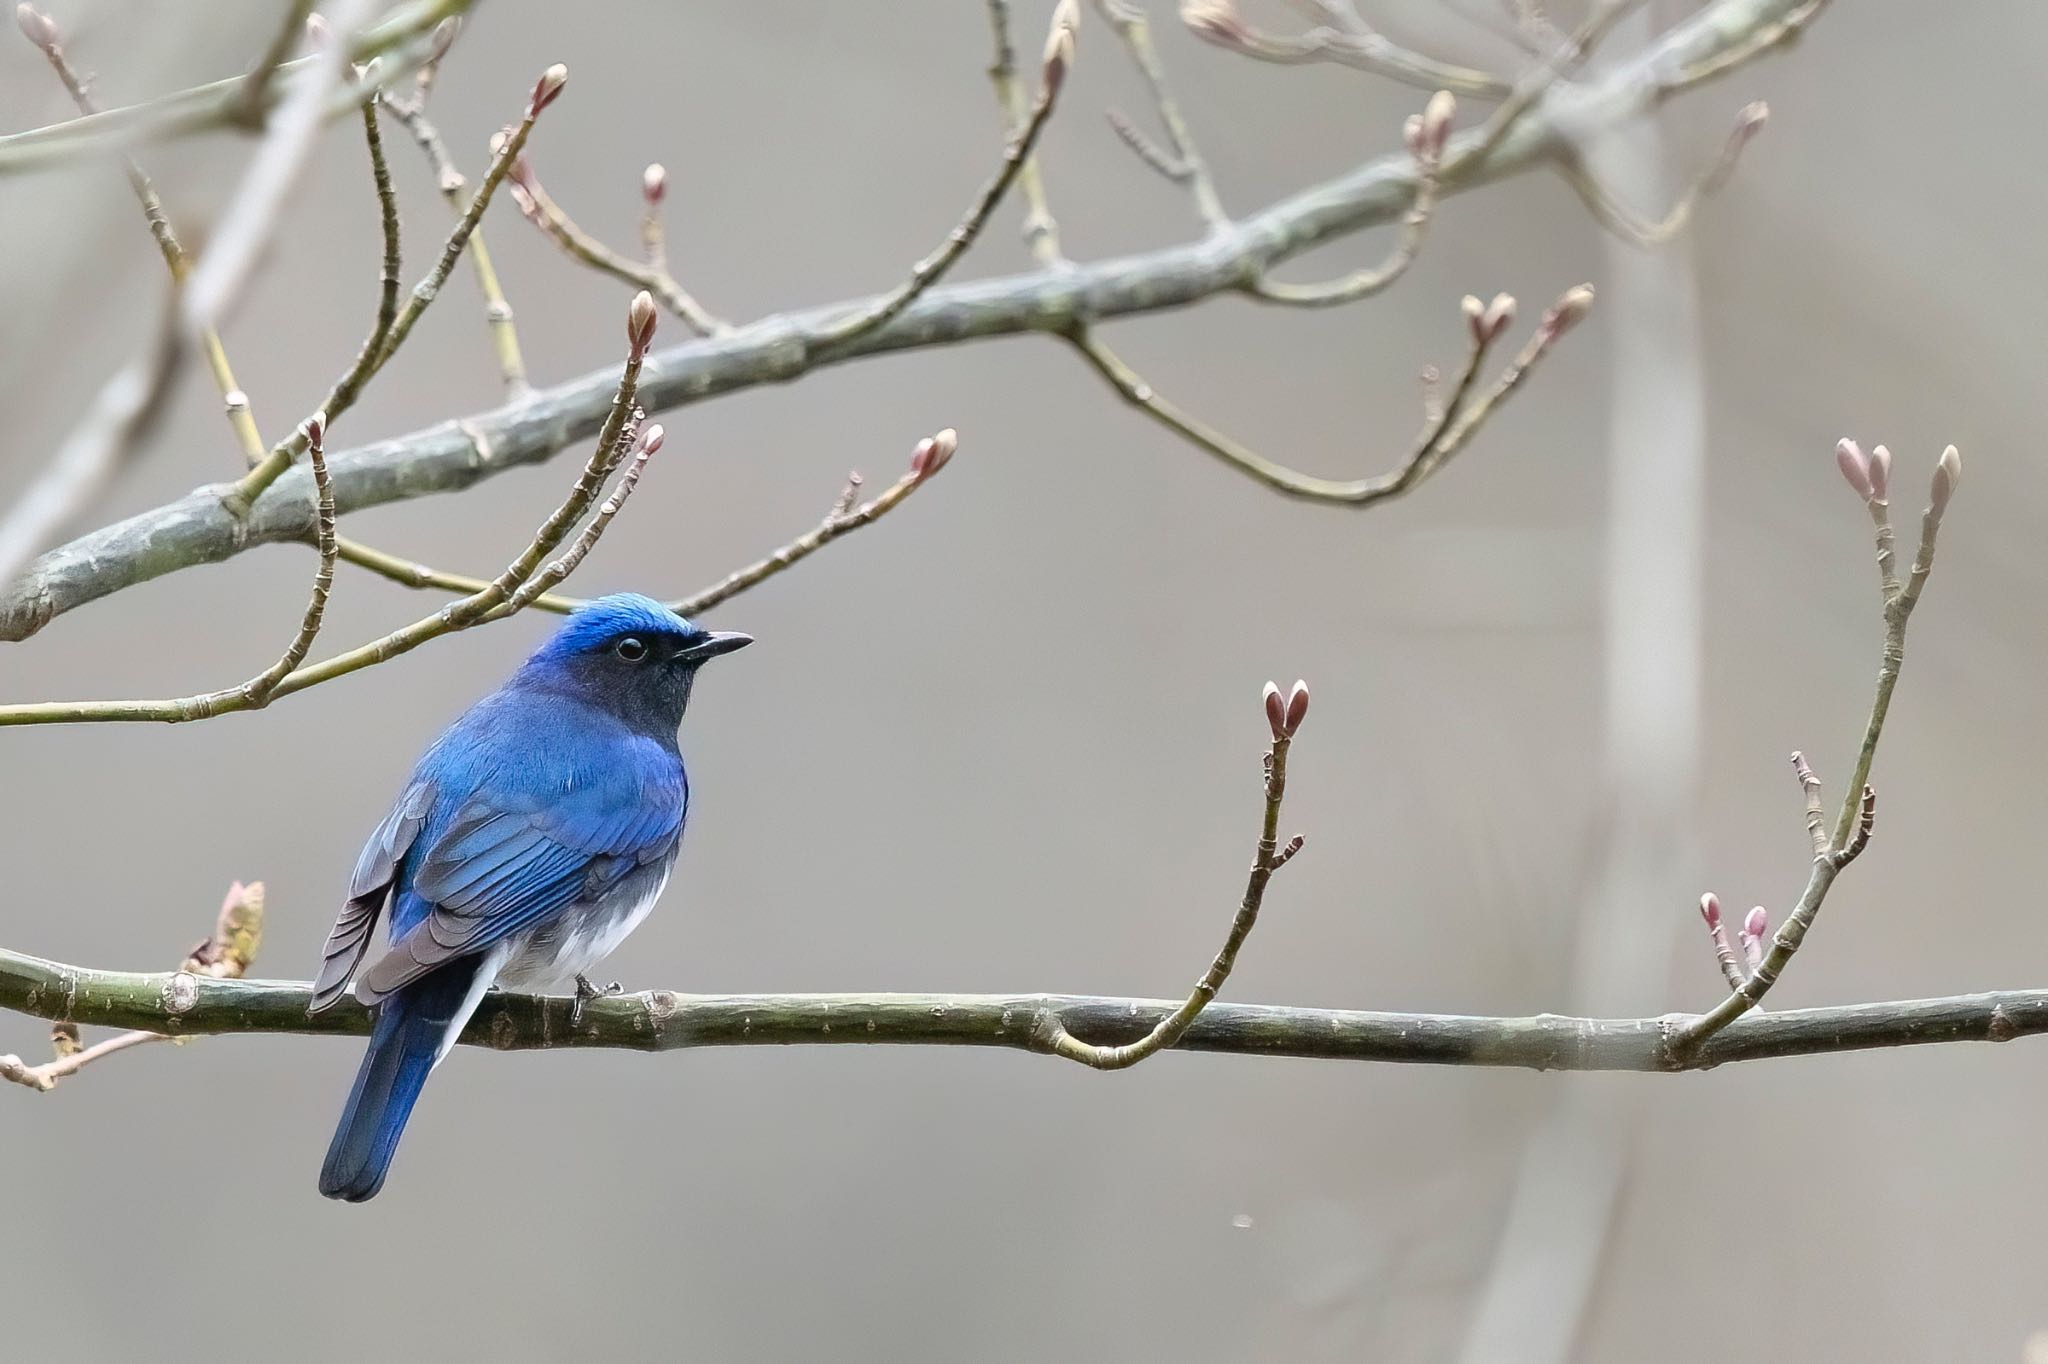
[6,948,2045,1073]
[0,0,1830,643]
[0,0,467,175]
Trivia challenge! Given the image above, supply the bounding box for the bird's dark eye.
[613,636,649,661]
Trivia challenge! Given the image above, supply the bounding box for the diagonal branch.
[331,428,956,617]
[0,295,659,726]
[1676,443,1961,1051]
[1036,681,1309,1069]
[0,0,1833,643]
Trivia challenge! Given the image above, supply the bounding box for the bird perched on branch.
[308,593,751,1201]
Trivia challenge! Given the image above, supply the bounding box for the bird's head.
[518,592,751,733]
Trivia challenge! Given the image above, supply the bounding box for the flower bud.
[627,290,658,355]
[1480,292,1516,343]
[1283,680,1309,735]
[642,162,667,206]
[1537,284,1595,341]
[1042,0,1079,98]
[529,63,568,116]
[1868,443,1891,501]
[1699,892,1722,928]
[1835,438,1873,501]
[1930,444,1961,516]
[15,3,58,52]
[637,423,666,457]
[1262,682,1285,740]
[910,427,958,478]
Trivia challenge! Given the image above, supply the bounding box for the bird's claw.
[568,974,624,1027]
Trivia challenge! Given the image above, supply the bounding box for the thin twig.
[808,0,1077,354]
[232,0,319,128]
[1037,682,1309,1069]
[0,882,264,1092]
[1558,101,1768,247]
[504,160,727,337]
[1180,0,1510,96]
[1094,0,1226,230]
[1676,445,1961,1050]
[0,0,466,174]
[0,296,656,727]
[0,0,1838,642]
[333,429,956,617]
[1069,285,1590,504]
[381,46,535,397]
[226,63,567,514]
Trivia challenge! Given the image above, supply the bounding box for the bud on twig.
[1733,100,1770,147]
[1835,438,1873,501]
[529,63,569,116]
[1930,444,1961,517]
[1404,90,1455,165]
[1699,892,1722,928]
[1741,905,1770,970]
[1283,680,1309,736]
[1536,284,1595,342]
[627,290,658,355]
[637,423,666,457]
[1480,292,1516,343]
[1263,682,1285,740]
[15,3,58,53]
[303,409,327,449]
[1868,443,1891,501]
[642,162,667,206]
[1461,293,1485,341]
[427,15,461,66]
[1180,0,1250,46]
[909,427,958,478]
[1042,0,1079,99]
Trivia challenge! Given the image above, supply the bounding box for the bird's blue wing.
[310,779,436,1012]
[354,737,685,1002]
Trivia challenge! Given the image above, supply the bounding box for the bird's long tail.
[319,958,483,1202]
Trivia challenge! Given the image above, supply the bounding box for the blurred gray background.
[1,2,2039,1360]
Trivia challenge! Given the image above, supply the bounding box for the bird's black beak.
[679,630,753,663]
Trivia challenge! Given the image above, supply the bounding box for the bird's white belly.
[495,864,672,992]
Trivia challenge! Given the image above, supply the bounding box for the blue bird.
[308,593,751,1201]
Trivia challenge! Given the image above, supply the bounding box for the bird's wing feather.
[310,780,435,1013]
[356,741,684,1001]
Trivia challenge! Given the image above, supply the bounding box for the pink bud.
[1284,679,1309,736]
[1835,438,1874,501]
[1733,100,1769,145]
[1868,443,1891,501]
[1262,682,1285,740]
[1042,0,1079,98]
[637,423,666,456]
[1930,444,1961,516]
[1403,115,1425,159]
[303,409,327,448]
[910,427,958,478]
[529,63,569,116]
[1698,892,1721,928]
[1180,0,1250,45]
[627,290,658,355]
[1537,284,1595,341]
[642,162,667,206]
[15,3,57,52]
[1419,90,1455,162]
[1461,294,1485,342]
[1740,906,1769,969]
[427,15,460,65]
[1480,293,1516,343]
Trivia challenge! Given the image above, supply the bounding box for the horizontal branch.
[2,947,2043,1072]
[0,0,1818,642]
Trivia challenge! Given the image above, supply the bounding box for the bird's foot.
[568,974,624,1027]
